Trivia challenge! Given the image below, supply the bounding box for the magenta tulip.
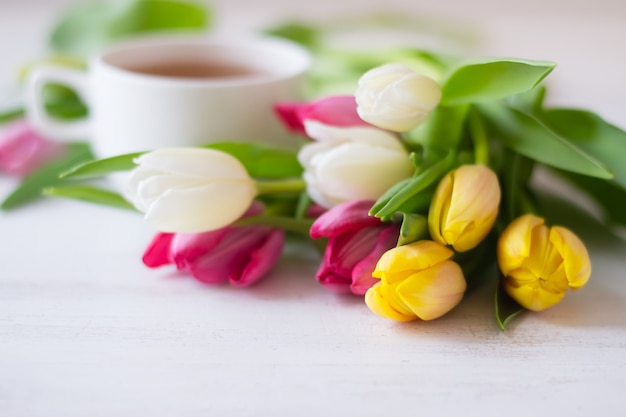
[0,119,63,176]
[275,95,370,136]
[143,224,285,287]
[310,199,400,295]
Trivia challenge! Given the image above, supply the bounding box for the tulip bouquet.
[2,1,625,330]
[43,49,626,330]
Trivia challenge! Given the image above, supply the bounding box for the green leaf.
[1,143,94,210]
[372,151,455,220]
[61,152,142,179]
[440,58,556,106]
[397,213,429,246]
[495,279,525,330]
[43,84,89,120]
[0,108,24,124]
[406,104,469,162]
[50,0,210,57]
[130,0,209,31]
[203,142,303,179]
[368,177,413,216]
[500,150,537,223]
[294,192,312,219]
[44,185,136,210]
[263,22,320,49]
[541,109,626,190]
[477,104,613,180]
[508,85,546,114]
[61,142,302,181]
[553,170,626,227]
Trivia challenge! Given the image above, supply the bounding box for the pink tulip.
[275,95,370,136]
[143,225,285,287]
[310,199,400,295]
[0,119,63,176]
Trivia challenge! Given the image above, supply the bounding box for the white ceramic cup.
[25,35,312,157]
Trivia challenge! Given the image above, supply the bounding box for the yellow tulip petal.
[497,214,544,276]
[395,260,466,320]
[445,166,500,251]
[504,281,566,312]
[523,221,552,280]
[429,165,500,252]
[365,282,416,322]
[428,172,453,247]
[373,241,454,284]
[550,226,591,289]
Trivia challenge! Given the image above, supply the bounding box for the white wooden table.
[2,1,626,416]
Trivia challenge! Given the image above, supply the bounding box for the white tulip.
[355,63,442,132]
[299,120,414,208]
[124,148,257,233]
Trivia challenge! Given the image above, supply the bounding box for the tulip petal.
[0,119,63,176]
[302,171,338,208]
[134,147,250,180]
[315,269,353,294]
[396,260,466,320]
[504,282,566,312]
[365,282,416,321]
[233,228,285,287]
[373,241,454,284]
[314,142,414,203]
[430,165,500,252]
[187,226,269,284]
[143,179,256,233]
[550,226,591,289]
[275,96,368,135]
[497,214,545,276]
[350,225,400,295]
[303,121,405,151]
[315,227,379,293]
[297,141,337,170]
[169,229,230,270]
[142,232,175,268]
[130,171,206,211]
[309,199,379,239]
[428,172,452,246]
[356,64,441,132]
[444,165,500,252]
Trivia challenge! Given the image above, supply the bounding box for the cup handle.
[25,66,92,142]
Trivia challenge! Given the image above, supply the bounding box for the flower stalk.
[255,178,306,195]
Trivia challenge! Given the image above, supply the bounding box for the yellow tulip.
[497,214,591,311]
[365,241,467,321]
[428,164,501,252]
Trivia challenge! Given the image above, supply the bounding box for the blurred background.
[1,0,625,125]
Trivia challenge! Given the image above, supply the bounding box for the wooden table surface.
[2,1,626,416]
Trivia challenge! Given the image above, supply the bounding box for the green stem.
[469,107,490,165]
[255,178,306,195]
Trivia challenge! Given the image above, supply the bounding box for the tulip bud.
[497,214,591,311]
[365,240,467,321]
[275,95,370,136]
[0,119,64,177]
[124,147,257,233]
[310,199,400,295]
[142,225,284,287]
[355,63,442,132]
[428,164,501,252]
[298,121,414,208]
